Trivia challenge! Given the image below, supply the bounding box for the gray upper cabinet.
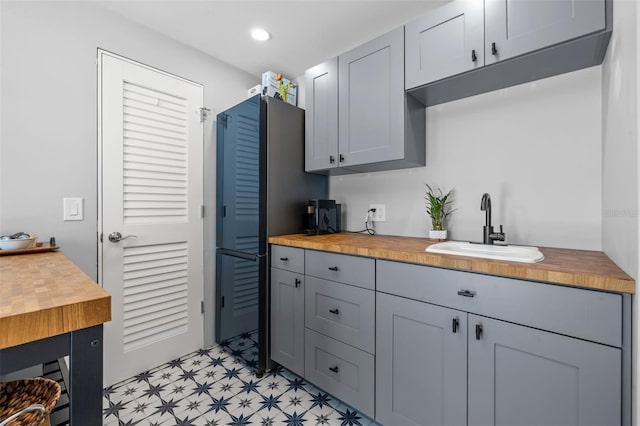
[376,292,467,426]
[406,0,611,106]
[305,58,338,172]
[338,27,405,168]
[485,0,605,65]
[405,0,484,87]
[468,314,621,426]
[305,27,425,174]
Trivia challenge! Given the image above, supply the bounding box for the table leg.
[69,325,103,425]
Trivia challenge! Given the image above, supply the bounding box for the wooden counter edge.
[268,235,636,294]
[0,294,111,350]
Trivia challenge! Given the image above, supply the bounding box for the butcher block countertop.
[269,233,635,294]
[0,251,111,349]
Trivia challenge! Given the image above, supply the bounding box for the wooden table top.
[0,252,111,349]
[269,233,636,294]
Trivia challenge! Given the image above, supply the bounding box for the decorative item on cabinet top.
[262,71,297,106]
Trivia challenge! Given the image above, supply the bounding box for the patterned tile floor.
[103,332,379,425]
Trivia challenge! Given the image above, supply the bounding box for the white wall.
[0,0,259,346]
[329,67,603,250]
[601,0,639,424]
[602,0,639,279]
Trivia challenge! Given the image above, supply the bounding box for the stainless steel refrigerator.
[215,95,327,376]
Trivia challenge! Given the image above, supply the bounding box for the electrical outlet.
[369,204,386,222]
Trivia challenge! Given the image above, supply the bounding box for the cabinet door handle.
[339,154,345,163]
[329,365,339,373]
[329,155,335,164]
[457,289,476,298]
[329,308,340,315]
[328,266,339,271]
[491,42,498,55]
[294,278,301,288]
[452,317,459,333]
[471,49,477,62]
[279,257,288,261]
[475,324,483,340]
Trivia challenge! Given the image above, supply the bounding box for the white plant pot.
[428,229,447,241]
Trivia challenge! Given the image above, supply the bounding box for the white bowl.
[0,238,36,250]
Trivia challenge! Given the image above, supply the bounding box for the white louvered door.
[99,52,204,386]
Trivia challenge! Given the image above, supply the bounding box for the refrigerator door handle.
[217,248,260,262]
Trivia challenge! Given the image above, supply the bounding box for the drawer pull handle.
[328,266,339,271]
[491,42,498,55]
[329,365,339,373]
[295,278,301,288]
[452,317,459,333]
[457,289,476,298]
[279,257,289,261]
[329,308,340,315]
[475,324,483,340]
[471,49,477,62]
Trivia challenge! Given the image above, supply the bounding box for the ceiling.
[95,0,448,79]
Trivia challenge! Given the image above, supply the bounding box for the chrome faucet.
[480,193,505,244]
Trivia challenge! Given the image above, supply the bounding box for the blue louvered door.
[216,95,263,342]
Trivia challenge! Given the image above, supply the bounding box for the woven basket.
[0,378,61,426]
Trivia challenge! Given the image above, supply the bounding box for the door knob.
[108,232,137,243]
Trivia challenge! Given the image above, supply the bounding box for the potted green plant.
[276,73,294,102]
[425,184,454,240]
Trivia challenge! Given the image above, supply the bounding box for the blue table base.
[0,325,103,425]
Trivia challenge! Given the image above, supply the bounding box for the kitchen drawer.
[305,250,374,290]
[305,276,375,353]
[271,245,304,274]
[305,328,374,417]
[377,260,622,347]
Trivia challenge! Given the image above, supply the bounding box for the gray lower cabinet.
[305,328,375,418]
[305,276,375,354]
[271,247,626,425]
[376,259,624,426]
[468,314,621,426]
[270,267,305,377]
[376,292,622,426]
[270,246,376,417]
[304,250,376,417]
[376,292,467,426]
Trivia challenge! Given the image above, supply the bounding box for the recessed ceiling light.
[251,28,271,41]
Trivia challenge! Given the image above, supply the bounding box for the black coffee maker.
[304,199,341,235]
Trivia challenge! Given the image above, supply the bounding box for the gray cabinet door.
[270,267,304,376]
[405,0,484,89]
[305,58,339,172]
[376,293,467,426]
[484,0,606,65]
[468,314,621,426]
[338,27,404,167]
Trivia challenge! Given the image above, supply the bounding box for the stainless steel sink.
[425,241,544,263]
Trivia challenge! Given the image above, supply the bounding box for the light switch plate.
[63,198,84,221]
